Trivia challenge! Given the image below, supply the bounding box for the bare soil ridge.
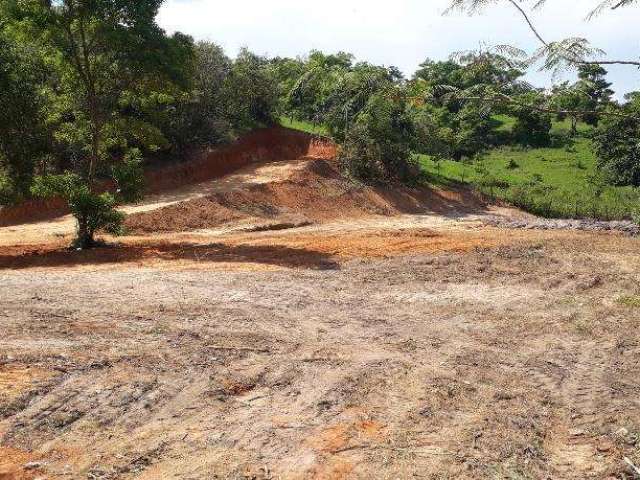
[0,127,336,227]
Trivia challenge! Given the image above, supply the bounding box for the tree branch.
[508,0,640,67]
[458,91,640,120]
[456,0,640,68]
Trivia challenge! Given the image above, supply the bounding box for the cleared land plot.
[1,136,639,479]
[1,223,640,480]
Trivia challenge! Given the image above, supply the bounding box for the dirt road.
[1,144,639,479]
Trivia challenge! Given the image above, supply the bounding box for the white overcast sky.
[157,0,639,97]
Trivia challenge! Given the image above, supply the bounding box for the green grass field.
[420,120,640,220]
[279,116,329,136]
[281,117,639,221]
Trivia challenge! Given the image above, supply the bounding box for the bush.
[338,89,416,184]
[112,148,145,203]
[509,92,552,147]
[512,110,552,147]
[338,124,386,183]
[593,105,640,186]
[31,173,128,248]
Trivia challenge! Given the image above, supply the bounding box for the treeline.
[0,4,278,206]
[1,1,639,246]
[272,50,639,188]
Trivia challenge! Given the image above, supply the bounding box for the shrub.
[338,124,386,183]
[512,110,552,147]
[112,148,145,203]
[593,105,640,186]
[31,174,125,248]
[510,92,552,147]
[339,88,416,184]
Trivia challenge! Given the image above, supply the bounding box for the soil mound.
[0,127,335,227]
[124,159,489,234]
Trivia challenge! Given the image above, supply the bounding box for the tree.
[593,98,640,186]
[159,41,234,152]
[339,87,416,183]
[410,51,522,159]
[7,0,193,185]
[510,91,552,147]
[6,0,194,247]
[285,51,355,124]
[0,28,49,201]
[576,65,614,126]
[221,48,279,132]
[323,62,398,142]
[550,83,587,135]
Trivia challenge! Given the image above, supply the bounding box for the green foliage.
[593,99,640,186]
[0,27,49,199]
[550,82,587,135]
[419,123,640,220]
[322,63,399,142]
[576,65,614,127]
[222,48,279,132]
[0,171,16,206]
[415,53,524,96]
[31,173,125,248]
[510,92,552,147]
[0,0,197,247]
[410,52,527,159]
[165,41,234,151]
[273,50,414,184]
[5,0,195,182]
[284,50,355,123]
[112,149,145,203]
[338,88,416,183]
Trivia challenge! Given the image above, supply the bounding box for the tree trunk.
[75,215,94,249]
[88,106,101,187]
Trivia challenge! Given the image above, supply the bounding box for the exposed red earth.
[1,128,639,479]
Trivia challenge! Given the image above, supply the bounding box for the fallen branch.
[624,457,640,478]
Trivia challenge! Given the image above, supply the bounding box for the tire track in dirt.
[543,343,620,478]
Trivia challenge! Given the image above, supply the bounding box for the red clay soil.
[125,159,489,234]
[0,127,335,227]
[143,127,336,194]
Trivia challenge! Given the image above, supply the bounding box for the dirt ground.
[1,147,639,479]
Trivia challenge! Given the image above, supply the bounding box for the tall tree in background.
[4,0,193,247]
[576,64,614,126]
[0,28,49,201]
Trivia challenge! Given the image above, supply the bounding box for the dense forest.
[1,0,639,246]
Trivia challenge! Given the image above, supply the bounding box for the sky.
[157,0,639,97]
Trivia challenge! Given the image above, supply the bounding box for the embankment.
[0,127,335,227]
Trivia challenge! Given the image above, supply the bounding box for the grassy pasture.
[419,119,640,220]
